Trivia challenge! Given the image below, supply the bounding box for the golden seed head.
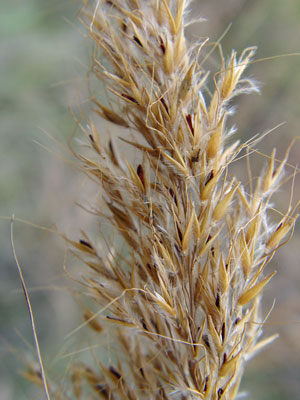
[46,1,299,399]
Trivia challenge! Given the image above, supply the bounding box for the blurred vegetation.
[0,1,299,399]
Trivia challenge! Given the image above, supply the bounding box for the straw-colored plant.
[27,0,298,399]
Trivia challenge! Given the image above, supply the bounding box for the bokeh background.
[1,1,299,399]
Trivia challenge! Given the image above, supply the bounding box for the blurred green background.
[0,0,299,399]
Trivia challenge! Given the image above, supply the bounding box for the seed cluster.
[42,1,297,399]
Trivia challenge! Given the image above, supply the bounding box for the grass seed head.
[42,0,299,399]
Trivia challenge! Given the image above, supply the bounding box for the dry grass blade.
[11,215,51,400]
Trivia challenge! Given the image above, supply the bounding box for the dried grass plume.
[32,1,299,399]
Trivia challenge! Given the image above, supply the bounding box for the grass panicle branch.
[32,1,298,399]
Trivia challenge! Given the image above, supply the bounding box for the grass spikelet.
[29,1,298,398]
[238,271,277,306]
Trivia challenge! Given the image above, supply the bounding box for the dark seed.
[205,170,214,186]
[186,114,194,135]
[159,36,166,54]
[133,35,143,47]
[79,239,93,249]
[215,292,220,309]
[109,366,121,380]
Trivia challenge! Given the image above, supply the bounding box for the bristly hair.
[45,1,297,399]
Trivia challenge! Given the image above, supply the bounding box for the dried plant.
[30,0,298,399]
